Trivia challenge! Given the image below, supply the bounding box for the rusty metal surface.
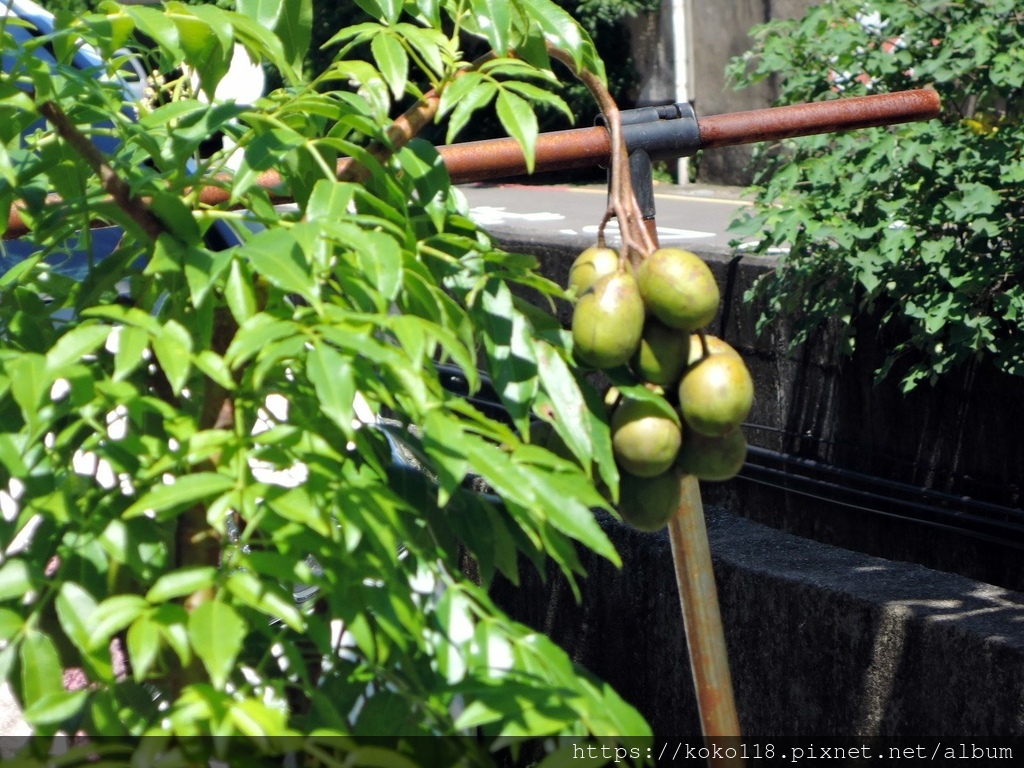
[699,89,941,150]
[668,476,744,764]
[438,126,612,184]
[3,89,940,239]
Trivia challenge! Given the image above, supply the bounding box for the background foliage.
[0,0,651,762]
[40,0,657,148]
[728,0,1024,390]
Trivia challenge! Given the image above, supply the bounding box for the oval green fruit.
[678,353,754,437]
[568,245,620,296]
[637,248,720,330]
[633,318,689,386]
[571,271,645,369]
[618,467,682,532]
[677,427,747,481]
[610,397,682,477]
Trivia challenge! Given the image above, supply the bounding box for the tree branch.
[338,54,496,184]
[37,101,167,242]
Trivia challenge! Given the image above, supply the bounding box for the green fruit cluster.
[567,245,753,533]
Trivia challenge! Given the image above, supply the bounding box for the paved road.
[458,182,753,254]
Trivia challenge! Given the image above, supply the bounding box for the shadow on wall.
[489,507,1024,741]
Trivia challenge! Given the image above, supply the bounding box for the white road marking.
[468,206,565,226]
[582,223,714,241]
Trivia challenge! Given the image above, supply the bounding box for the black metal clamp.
[596,101,700,221]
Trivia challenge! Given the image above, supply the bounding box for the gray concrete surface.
[493,505,1024,741]
[461,182,752,255]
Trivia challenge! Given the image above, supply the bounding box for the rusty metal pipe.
[698,88,941,150]
[3,89,940,239]
[648,203,743,762]
[439,126,612,183]
[668,478,744,763]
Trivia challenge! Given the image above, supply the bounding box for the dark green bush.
[729,0,1024,390]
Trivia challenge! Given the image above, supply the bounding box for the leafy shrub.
[0,0,649,761]
[728,0,1024,390]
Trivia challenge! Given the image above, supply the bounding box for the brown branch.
[542,46,655,265]
[37,101,167,242]
[40,100,241,630]
[339,54,496,185]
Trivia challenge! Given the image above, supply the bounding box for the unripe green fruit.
[610,398,682,477]
[572,271,645,369]
[678,354,754,437]
[568,245,620,296]
[686,334,741,367]
[633,319,689,386]
[677,427,747,482]
[618,467,682,532]
[637,248,720,330]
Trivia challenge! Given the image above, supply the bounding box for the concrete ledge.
[492,506,1024,740]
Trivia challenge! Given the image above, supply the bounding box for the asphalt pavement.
[458,182,753,255]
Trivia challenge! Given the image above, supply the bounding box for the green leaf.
[229,697,294,738]
[168,5,233,99]
[225,315,300,369]
[371,33,408,100]
[193,350,236,391]
[152,320,194,397]
[477,280,538,433]
[421,411,469,506]
[225,570,304,632]
[20,631,64,708]
[146,566,219,604]
[237,0,312,73]
[516,0,605,80]
[123,473,235,520]
[445,80,496,144]
[113,325,150,381]
[305,341,356,437]
[152,604,192,665]
[150,195,201,245]
[22,689,89,726]
[188,600,246,690]
[0,608,23,641]
[495,89,538,173]
[88,595,150,651]
[0,559,35,602]
[183,245,234,307]
[350,228,403,304]
[471,0,511,54]
[9,353,48,425]
[264,485,332,537]
[46,324,111,373]
[224,258,258,326]
[0,433,28,477]
[241,227,319,304]
[126,615,162,682]
[535,342,593,469]
[55,582,100,659]
[121,5,183,59]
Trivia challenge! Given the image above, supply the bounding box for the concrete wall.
[626,0,817,185]
[492,506,1024,742]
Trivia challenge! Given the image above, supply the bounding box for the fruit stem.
[698,330,710,360]
[543,46,656,264]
